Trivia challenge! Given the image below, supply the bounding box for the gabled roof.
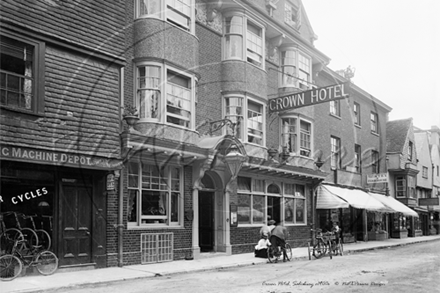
[386,118,413,153]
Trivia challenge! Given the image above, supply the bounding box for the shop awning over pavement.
[316,185,349,209]
[317,185,391,212]
[369,192,419,217]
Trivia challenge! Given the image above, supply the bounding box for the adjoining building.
[0,1,126,268]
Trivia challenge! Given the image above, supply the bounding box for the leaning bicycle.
[0,238,58,281]
[267,242,292,263]
[310,229,333,259]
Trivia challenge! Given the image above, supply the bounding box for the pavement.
[3,235,440,293]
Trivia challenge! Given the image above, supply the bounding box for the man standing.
[260,219,276,238]
[270,221,289,262]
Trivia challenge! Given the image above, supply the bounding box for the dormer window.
[408,141,413,161]
[284,1,301,29]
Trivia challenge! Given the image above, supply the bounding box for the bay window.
[128,162,182,226]
[136,63,195,128]
[237,177,307,226]
[224,96,243,139]
[247,100,264,145]
[135,0,194,33]
[396,176,406,197]
[281,117,312,157]
[224,12,264,68]
[280,48,311,89]
[1,33,45,114]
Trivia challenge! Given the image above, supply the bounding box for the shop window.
[280,48,311,89]
[224,12,265,68]
[135,0,194,33]
[136,63,195,129]
[128,162,182,226]
[1,33,45,114]
[236,177,307,226]
[281,117,312,157]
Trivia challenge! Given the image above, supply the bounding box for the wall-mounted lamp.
[224,145,247,179]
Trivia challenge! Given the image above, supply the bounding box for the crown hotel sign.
[269,82,350,112]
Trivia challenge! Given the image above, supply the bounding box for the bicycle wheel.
[267,245,279,263]
[327,240,333,259]
[36,251,58,275]
[0,255,23,281]
[1,229,24,255]
[36,230,51,251]
[284,243,292,261]
[312,240,327,259]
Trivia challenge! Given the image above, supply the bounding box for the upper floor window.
[370,112,378,134]
[280,48,311,89]
[284,1,301,29]
[0,33,45,114]
[330,100,340,117]
[224,12,265,68]
[407,141,413,162]
[223,95,264,146]
[331,136,341,170]
[422,166,428,178]
[396,176,406,197]
[135,0,194,33]
[353,102,360,125]
[354,144,361,173]
[281,117,312,157]
[371,150,380,173]
[136,62,195,128]
[127,162,183,227]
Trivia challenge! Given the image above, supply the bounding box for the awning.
[316,186,349,209]
[369,192,419,217]
[317,185,391,212]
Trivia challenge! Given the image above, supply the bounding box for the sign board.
[106,173,115,191]
[419,198,440,206]
[230,204,238,227]
[268,82,350,113]
[367,173,388,184]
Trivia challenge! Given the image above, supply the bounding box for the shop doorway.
[199,191,214,252]
[59,181,93,266]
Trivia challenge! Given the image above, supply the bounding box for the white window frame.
[354,102,361,126]
[135,62,196,129]
[280,47,311,89]
[237,177,307,227]
[284,1,300,28]
[246,98,265,146]
[223,95,244,140]
[0,32,45,114]
[127,161,183,228]
[223,11,265,69]
[330,100,340,117]
[396,176,406,198]
[331,136,341,170]
[370,112,378,134]
[280,116,313,158]
[134,0,195,33]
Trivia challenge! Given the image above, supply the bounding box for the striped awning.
[369,192,419,217]
[317,185,391,212]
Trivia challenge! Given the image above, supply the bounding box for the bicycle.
[0,237,58,281]
[20,214,52,251]
[267,242,292,263]
[329,233,344,256]
[310,229,333,259]
[1,212,39,253]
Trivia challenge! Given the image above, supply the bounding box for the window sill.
[127,224,184,230]
[329,113,341,120]
[371,131,380,137]
[1,105,44,118]
[354,123,361,129]
[237,224,263,228]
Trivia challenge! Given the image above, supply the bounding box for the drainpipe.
[118,66,124,267]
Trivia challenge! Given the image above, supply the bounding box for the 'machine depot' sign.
[269,82,350,113]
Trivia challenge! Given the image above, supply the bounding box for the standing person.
[270,221,289,262]
[331,221,341,242]
[260,219,276,238]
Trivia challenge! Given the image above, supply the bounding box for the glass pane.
[142,191,167,222]
[171,192,179,222]
[296,185,305,197]
[284,183,295,195]
[238,193,251,224]
[253,179,265,192]
[295,199,305,223]
[253,195,264,223]
[284,198,294,223]
[267,196,281,223]
[128,190,138,222]
[237,177,251,191]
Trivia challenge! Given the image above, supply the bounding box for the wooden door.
[60,184,93,266]
[199,191,214,252]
